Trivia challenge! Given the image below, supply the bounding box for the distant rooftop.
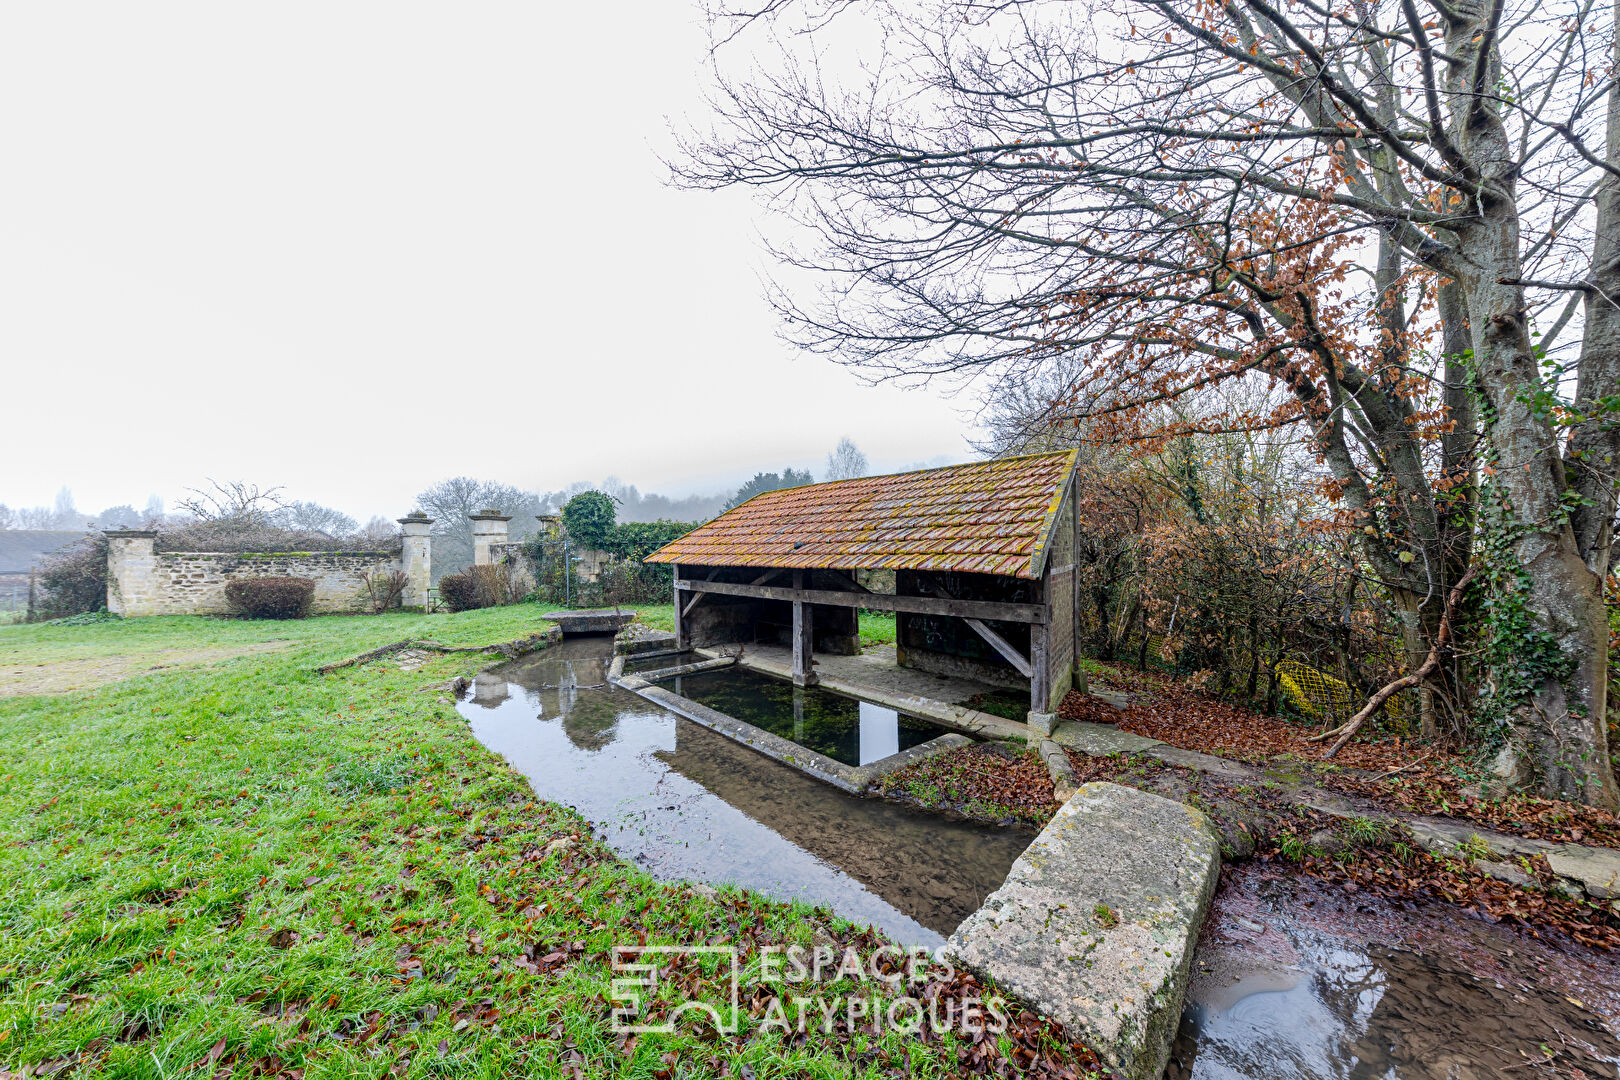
[0,530,85,574]
[644,451,1076,580]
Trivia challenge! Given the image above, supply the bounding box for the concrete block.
[946,782,1221,1080]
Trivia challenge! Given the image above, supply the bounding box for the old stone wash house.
[645,451,1084,725]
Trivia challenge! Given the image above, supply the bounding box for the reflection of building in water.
[469,672,511,708]
[468,649,622,751]
[654,718,1026,933]
[559,691,622,751]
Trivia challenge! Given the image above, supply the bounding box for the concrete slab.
[615,627,678,655]
[541,609,637,634]
[945,782,1221,1080]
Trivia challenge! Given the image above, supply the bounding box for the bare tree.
[272,501,359,538]
[681,0,1620,805]
[176,479,286,525]
[94,505,140,529]
[415,477,544,577]
[825,436,871,480]
[354,516,399,548]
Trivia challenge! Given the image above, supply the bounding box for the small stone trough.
[945,782,1221,1080]
[541,609,638,635]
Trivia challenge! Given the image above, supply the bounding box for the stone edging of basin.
[316,627,562,674]
[611,669,971,794]
[630,656,738,682]
[701,649,1034,744]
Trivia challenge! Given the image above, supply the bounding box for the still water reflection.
[458,636,1031,948]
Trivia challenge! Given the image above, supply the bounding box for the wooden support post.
[792,569,816,686]
[920,573,1035,678]
[1030,619,1050,714]
[673,564,688,651]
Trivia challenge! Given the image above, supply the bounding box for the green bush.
[561,492,617,550]
[597,560,670,605]
[224,576,315,619]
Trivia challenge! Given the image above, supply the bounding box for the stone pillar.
[104,530,158,616]
[468,511,512,566]
[397,512,434,609]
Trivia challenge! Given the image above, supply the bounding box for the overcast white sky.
[0,2,977,523]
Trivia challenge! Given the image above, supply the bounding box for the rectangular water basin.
[663,666,947,767]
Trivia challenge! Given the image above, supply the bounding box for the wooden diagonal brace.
[963,617,1035,678]
[921,573,1035,678]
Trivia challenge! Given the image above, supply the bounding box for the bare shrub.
[437,564,516,612]
[470,564,516,608]
[156,520,401,555]
[31,534,109,620]
[356,570,409,614]
[225,577,315,620]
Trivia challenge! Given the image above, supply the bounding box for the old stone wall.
[106,522,432,616]
[488,537,615,593]
[114,551,399,616]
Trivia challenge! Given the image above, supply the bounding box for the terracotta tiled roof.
[645,451,1076,579]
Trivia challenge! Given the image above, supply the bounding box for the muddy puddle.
[457,635,1030,948]
[1174,863,1620,1078]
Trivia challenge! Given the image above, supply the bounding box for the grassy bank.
[0,606,1096,1078]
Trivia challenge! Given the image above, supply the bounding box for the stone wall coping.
[468,512,513,522]
[397,514,436,524]
[152,549,396,558]
[103,530,158,538]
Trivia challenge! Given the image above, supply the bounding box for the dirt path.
[0,641,289,695]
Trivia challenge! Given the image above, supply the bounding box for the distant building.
[0,530,85,613]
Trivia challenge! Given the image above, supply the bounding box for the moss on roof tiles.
[644,451,1076,580]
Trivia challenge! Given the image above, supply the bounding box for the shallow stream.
[457,635,1029,947]
[1172,863,1620,1078]
[460,636,1620,1076]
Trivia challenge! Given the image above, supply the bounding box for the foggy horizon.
[0,1,981,525]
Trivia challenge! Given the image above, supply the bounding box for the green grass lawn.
[857,612,896,649]
[0,605,1088,1078]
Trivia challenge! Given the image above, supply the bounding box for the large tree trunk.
[1391,589,1441,738]
[1460,213,1619,808]
[1438,5,1620,809]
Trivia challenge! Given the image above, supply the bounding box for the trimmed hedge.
[437,571,481,613]
[224,576,316,619]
